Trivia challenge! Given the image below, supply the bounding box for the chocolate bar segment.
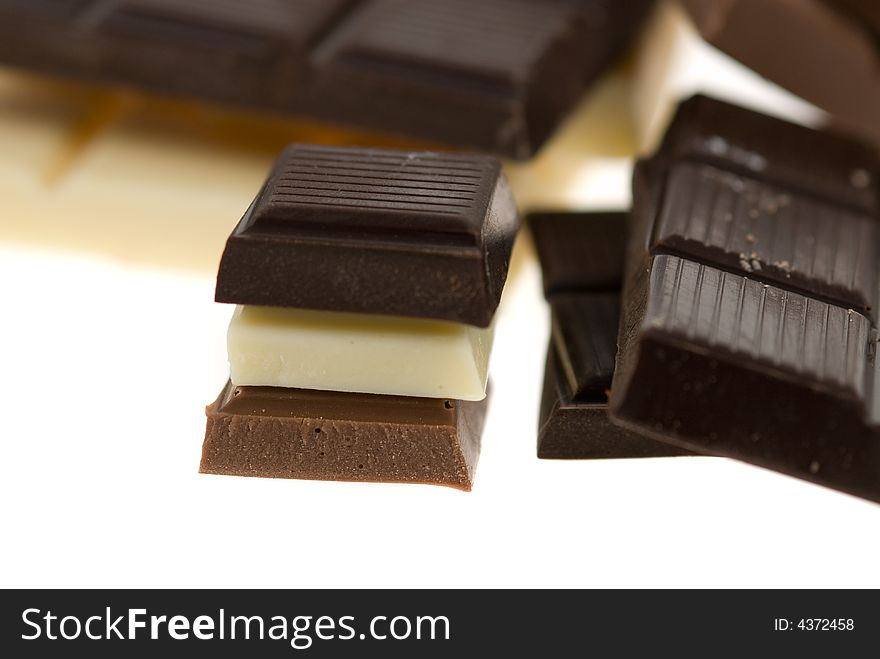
[539,292,692,459]
[540,340,691,459]
[677,0,880,147]
[530,212,689,459]
[98,0,351,107]
[202,381,486,491]
[655,95,878,213]
[215,144,518,327]
[529,212,627,296]
[307,0,652,158]
[551,293,620,401]
[539,293,690,459]
[654,161,878,316]
[0,0,352,109]
[0,0,652,157]
[611,96,880,502]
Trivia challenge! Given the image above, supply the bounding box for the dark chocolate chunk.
[202,381,487,491]
[529,211,689,459]
[652,161,878,317]
[678,0,880,148]
[611,96,880,502]
[215,144,518,327]
[306,0,653,158]
[552,293,620,401]
[0,0,352,109]
[529,212,627,296]
[0,0,653,157]
[655,95,879,214]
[539,292,691,459]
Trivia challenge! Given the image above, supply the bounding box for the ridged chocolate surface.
[254,145,498,239]
[611,96,880,502]
[645,255,871,398]
[529,212,627,296]
[0,0,652,157]
[315,0,576,91]
[216,144,519,326]
[655,162,879,315]
[202,381,487,490]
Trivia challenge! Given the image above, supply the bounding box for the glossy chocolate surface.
[530,211,688,459]
[215,144,519,326]
[611,96,880,502]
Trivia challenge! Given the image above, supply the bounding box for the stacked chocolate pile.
[519,0,880,505]
[3,0,876,502]
[534,96,880,503]
[201,144,519,490]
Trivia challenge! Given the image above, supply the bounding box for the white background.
[0,62,878,589]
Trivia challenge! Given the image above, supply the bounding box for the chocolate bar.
[676,0,880,147]
[0,0,654,158]
[540,294,692,459]
[530,212,690,458]
[215,144,518,327]
[611,96,880,501]
[202,382,486,490]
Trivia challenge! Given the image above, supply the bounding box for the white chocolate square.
[227,306,493,400]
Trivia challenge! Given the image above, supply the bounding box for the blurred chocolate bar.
[677,0,880,147]
[0,0,653,158]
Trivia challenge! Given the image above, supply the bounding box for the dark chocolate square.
[248,145,500,242]
[215,144,519,326]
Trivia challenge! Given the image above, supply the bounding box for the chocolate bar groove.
[0,0,653,157]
